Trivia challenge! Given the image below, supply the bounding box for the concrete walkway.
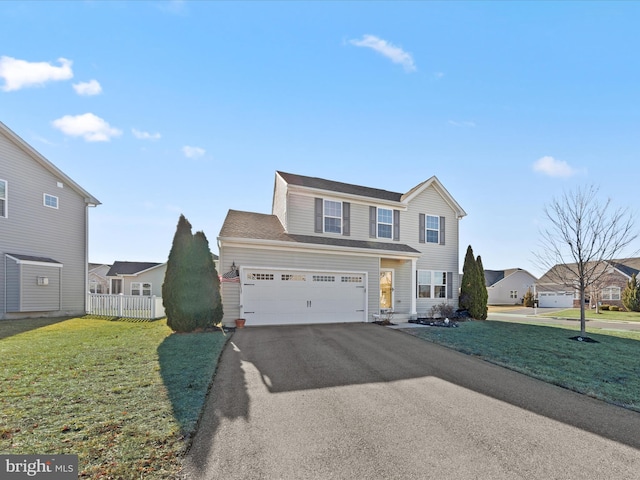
[181,324,640,479]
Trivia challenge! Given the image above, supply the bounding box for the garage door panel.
[243,269,366,326]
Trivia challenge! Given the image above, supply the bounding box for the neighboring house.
[105,261,167,297]
[484,268,538,305]
[217,171,466,327]
[0,121,100,319]
[88,263,111,294]
[536,258,640,308]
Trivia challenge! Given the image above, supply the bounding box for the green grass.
[0,317,228,479]
[408,321,640,411]
[540,308,640,322]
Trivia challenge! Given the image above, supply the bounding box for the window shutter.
[393,210,400,241]
[447,272,453,299]
[315,198,323,233]
[439,216,446,245]
[343,202,350,236]
[369,206,377,238]
[419,214,425,243]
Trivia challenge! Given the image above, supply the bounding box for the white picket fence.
[87,294,165,320]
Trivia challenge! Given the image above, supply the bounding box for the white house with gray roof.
[484,268,537,305]
[1,121,100,319]
[217,171,466,327]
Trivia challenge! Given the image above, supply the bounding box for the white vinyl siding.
[0,127,96,319]
[219,245,380,325]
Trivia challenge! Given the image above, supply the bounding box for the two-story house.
[217,171,466,327]
[1,121,100,319]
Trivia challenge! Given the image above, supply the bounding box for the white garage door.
[242,269,367,326]
[538,291,575,308]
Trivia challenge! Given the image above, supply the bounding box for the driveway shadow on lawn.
[0,316,72,340]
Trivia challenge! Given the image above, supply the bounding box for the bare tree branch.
[534,185,638,337]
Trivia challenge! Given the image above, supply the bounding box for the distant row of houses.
[0,119,636,322]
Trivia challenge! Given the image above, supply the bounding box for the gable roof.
[484,268,537,288]
[219,209,421,255]
[537,258,640,286]
[0,121,100,206]
[277,171,402,202]
[107,261,164,276]
[484,270,505,287]
[276,171,467,218]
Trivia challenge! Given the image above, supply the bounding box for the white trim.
[219,237,421,260]
[0,178,7,218]
[43,193,59,209]
[239,265,369,324]
[380,268,395,310]
[377,207,393,239]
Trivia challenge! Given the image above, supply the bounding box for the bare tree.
[535,185,637,338]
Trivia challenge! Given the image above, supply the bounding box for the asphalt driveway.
[181,323,640,479]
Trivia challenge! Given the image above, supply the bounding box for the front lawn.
[540,308,640,322]
[406,321,640,412]
[0,317,228,479]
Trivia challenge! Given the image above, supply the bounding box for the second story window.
[426,215,440,243]
[377,208,393,238]
[0,180,6,218]
[44,193,59,209]
[324,200,342,234]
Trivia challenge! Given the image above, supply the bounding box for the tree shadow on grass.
[0,316,73,340]
[157,331,230,437]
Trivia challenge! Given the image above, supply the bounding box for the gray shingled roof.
[277,171,403,202]
[107,261,163,276]
[6,253,62,264]
[219,210,421,254]
[484,270,505,287]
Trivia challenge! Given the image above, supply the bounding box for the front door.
[380,270,394,310]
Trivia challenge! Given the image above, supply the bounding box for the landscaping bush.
[429,302,456,319]
[610,305,620,311]
[523,288,535,307]
[600,305,610,311]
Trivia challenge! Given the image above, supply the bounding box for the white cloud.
[73,79,102,96]
[182,145,205,158]
[52,113,122,142]
[0,56,73,91]
[132,128,161,141]
[349,34,416,72]
[532,156,578,178]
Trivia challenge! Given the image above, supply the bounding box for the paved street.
[181,323,640,479]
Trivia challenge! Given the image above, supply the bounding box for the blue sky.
[2,1,639,277]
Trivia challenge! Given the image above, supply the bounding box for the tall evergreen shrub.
[475,255,488,320]
[622,273,640,312]
[162,215,224,332]
[459,245,477,312]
